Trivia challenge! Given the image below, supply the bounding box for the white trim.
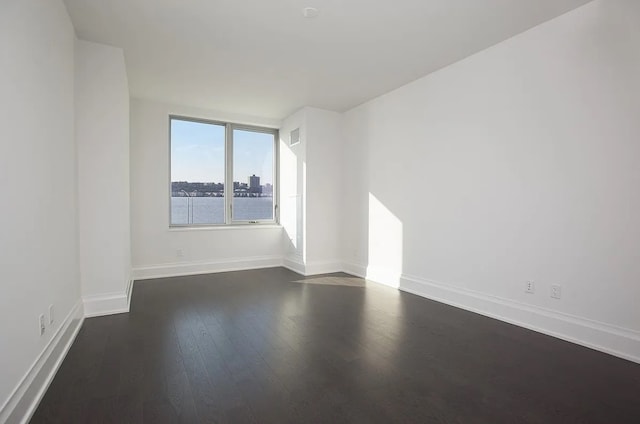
[282,255,306,275]
[304,260,343,276]
[365,265,401,288]
[283,257,343,276]
[0,300,84,424]
[168,224,282,232]
[342,261,401,287]
[400,273,640,364]
[132,255,283,280]
[83,291,129,318]
[341,261,367,279]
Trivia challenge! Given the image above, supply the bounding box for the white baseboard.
[282,255,306,275]
[83,291,129,318]
[134,255,343,281]
[400,273,640,364]
[365,265,402,288]
[0,300,84,424]
[305,260,343,276]
[283,256,343,276]
[341,261,367,279]
[132,255,283,280]
[341,261,401,287]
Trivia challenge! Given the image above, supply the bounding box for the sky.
[171,119,274,185]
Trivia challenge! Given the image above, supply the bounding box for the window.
[170,116,277,226]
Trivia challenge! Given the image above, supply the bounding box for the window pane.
[171,119,225,225]
[232,129,274,221]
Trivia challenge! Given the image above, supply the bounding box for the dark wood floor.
[32,268,640,423]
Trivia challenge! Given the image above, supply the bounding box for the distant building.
[234,181,248,190]
[249,174,261,194]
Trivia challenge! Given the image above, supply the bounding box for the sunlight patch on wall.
[280,136,298,251]
[367,193,403,288]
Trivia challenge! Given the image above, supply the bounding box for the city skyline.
[171,175,273,197]
[171,174,268,186]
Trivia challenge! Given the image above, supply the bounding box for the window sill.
[168,224,282,232]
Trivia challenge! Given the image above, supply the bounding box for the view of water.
[171,197,274,225]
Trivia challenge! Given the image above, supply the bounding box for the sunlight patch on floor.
[292,276,366,287]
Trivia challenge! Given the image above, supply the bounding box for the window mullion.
[274,132,279,224]
[225,123,233,224]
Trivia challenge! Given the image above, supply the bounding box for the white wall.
[342,0,640,361]
[279,107,342,275]
[130,99,283,279]
[75,40,131,316]
[0,0,81,417]
[280,109,307,268]
[304,108,343,273]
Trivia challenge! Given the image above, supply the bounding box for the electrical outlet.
[176,249,184,258]
[48,304,55,325]
[39,314,46,336]
[525,280,535,294]
[551,285,562,299]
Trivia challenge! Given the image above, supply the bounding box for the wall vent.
[290,128,300,146]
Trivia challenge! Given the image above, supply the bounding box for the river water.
[171,197,274,224]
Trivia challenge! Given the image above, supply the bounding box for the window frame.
[169,115,279,228]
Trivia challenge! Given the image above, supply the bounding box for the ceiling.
[63,0,593,120]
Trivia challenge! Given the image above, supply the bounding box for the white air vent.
[290,128,300,146]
